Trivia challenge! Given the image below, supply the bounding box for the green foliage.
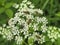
[5,9,13,18]
[28,36,34,45]
[55,12,60,17]
[0,0,6,5]
[0,0,60,45]
[0,7,5,14]
[45,41,52,45]
[0,14,8,25]
[4,2,14,9]
[53,38,60,45]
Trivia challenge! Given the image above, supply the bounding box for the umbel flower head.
[47,26,60,42]
[0,0,48,45]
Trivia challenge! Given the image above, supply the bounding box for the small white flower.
[29,4,35,9]
[53,27,57,30]
[47,30,50,33]
[26,15,34,19]
[34,9,43,14]
[15,36,23,45]
[0,26,2,30]
[13,16,20,22]
[3,24,6,27]
[36,17,42,23]
[38,9,43,14]
[41,25,47,32]
[58,28,60,32]
[48,26,52,30]
[26,1,31,5]
[33,24,38,31]
[13,3,19,9]
[58,34,60,37]
[22,0,27,3]
[51,39,55,42]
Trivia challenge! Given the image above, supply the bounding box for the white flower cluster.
[0,26,13,40]
[33,32,45,44]
[47,26,60,42]
[28,32,45,45]
[0,0,48,45]
[15,36,23,45]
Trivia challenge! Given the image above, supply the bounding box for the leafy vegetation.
[0,0,60,45]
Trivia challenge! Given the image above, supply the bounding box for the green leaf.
[28,36,34,45]
[5,9,13,18]
[5,2,13,8]
[45,41,52,45]
[55,12,60,17]
[55,38,60,45]
[29,27,34,33]
[0,14,8,25]
[0,7,5,14]
[45,36,50,42]
[32,0,39,5]
[0,0,6,6]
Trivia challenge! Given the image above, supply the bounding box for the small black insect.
[35,30,42,35]
[23,11,30,14]
[34,40,39,45]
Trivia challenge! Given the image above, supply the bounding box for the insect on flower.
[23,10,30,14]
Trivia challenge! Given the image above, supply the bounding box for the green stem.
[49,0,53,15]
[42,0,49,10]
[23,39,28,45]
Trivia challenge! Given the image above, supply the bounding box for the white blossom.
[13,3,19,9]
[47,26,60,42]
[51,39,55,42]
[29,4,35,9]
[15,36,23,45]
